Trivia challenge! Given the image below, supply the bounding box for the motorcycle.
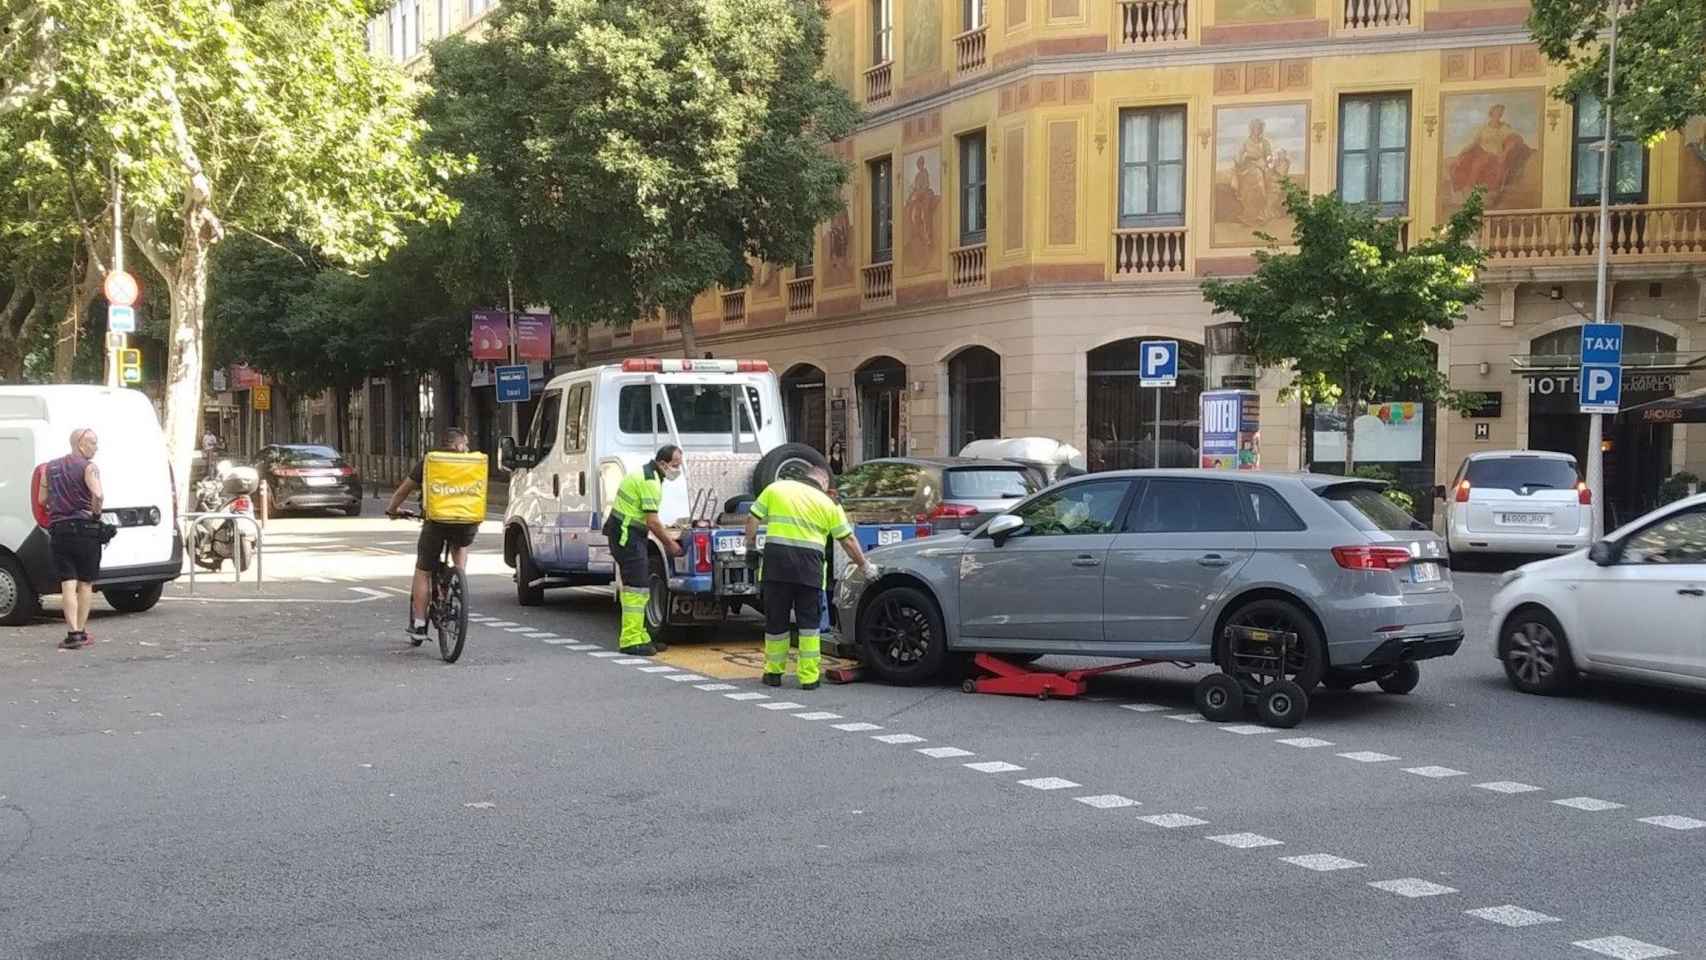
[192,459,259,573]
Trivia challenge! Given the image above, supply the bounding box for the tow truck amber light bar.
[621,358,769,373]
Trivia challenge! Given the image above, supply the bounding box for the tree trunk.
[678,315,699,359]
[334,385,350,453]
[158,235,214,511]
[0,339,24,383]
[56,249,101,383]
[1342,395,1359,475]
[574,322,590,370]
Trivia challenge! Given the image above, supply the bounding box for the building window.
[1118,107,1186,228]
[962,0,986,30]
[948,346,1001,451]
[389,7,401,59]
[871,0,894,64]
[365,20,375,54]
[959,130,987,246]
[1339,93,1410,215]
[1572,92,1647,206]
[870,157,894,263]
[797,242,814,279]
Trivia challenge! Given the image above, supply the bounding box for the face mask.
[661,463,682,481]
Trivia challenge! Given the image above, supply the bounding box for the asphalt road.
[2,512,1702,960]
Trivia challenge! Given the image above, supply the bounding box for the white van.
[0,386,182,625]
[501,358,827,634]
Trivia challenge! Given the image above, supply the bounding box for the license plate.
[877,529,903,546]
[304,476,337,487]
[1501,513,1548,526]
[1412,561,1442,583]
[716,535,743,553]
[670,596,724,620]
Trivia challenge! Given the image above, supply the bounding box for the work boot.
[762,672,782,687]
[800,680,820,691]
[621,643,658,657]
[59,632,86,651]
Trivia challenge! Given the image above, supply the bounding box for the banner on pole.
[471,309,511,361]
[514,313,554,361]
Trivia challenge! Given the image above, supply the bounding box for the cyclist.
[387,428,480,642]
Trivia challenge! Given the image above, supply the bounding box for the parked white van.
[0,386,182,625]
[500,358,830,637]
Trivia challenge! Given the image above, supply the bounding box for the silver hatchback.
[836,470,1465,690]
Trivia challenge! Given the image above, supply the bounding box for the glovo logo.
[429,479,486,498]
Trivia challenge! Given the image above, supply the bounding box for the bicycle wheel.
[437,566,468,664]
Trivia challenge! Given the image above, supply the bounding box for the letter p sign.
[1578,362,1621,414]
[1138,339,1179,387]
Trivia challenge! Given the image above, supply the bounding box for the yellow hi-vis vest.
[422,451,489,523]
[750,478,853,587]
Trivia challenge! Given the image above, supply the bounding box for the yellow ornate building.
[384,1,1706,525]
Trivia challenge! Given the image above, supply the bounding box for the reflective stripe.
[765,533,826,553]
[763,633,790,674]
[613,472,663,526]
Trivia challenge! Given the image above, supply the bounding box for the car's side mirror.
[1433,484,1448,500]
[986,514,1024,546]
[1587,540,1619,566]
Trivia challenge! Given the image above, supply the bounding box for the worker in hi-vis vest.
[745,465,877,690]
[603,445,684,656]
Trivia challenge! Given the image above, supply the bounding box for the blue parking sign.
[495,364,531,404]
[1139,339,1178,387]
[1578,363,1621,414]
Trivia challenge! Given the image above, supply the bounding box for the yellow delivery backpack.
[422,451,490,523]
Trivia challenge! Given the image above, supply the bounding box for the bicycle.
[389,509,468,664]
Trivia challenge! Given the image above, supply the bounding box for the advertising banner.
[514,313,554,361]
[471,309,511,361]
[230,364,264,390]
[1200,389,1261,470]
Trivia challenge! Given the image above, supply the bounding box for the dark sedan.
[255,444,363,517]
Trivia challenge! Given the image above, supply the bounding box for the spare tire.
[753,443,830,492]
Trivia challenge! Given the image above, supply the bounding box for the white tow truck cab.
[501,358,824,635]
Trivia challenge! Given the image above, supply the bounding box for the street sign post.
[108,303,135,334]
[1139,340,1178,468]
[495,364,531,404]
[1578,322,1622,415]
[252,384,272,412]
[104,270,139,307]
[119,349,141,384]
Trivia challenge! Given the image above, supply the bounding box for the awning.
[1620,387,1706,424]
[1510,351,1706,376]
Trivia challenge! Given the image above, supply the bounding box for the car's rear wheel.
[1499,608,1577,695]
[0,555,39,627]
[859,585,947,685]
[1220,597,1327,691]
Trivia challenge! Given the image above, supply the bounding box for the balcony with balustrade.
[862,262,895,306]
[865,61,893,105]
[1481,204,1706,269]
[1112,227,1191,278]
[949,244,989,293]
[954,24,988,76]
[786,276,816,320]
[721,290,747,327]
[1115,0,1191,46]
[1340,0,1413,31]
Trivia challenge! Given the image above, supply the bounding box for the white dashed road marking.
[636,665,678,673]
[1475,781,1543,794]
[588,652,624,659]
[1207,833,1284,849]
[1017,777,1081,791]
[872,734,926,745]
[1119,703,1170,713]
[1074,794,1138,809]
[1638,815,1706,831]
[486,621,518,628]
[664,674,708,682]
[695,683,738,691]
[1465,905,1562,927]
[792,712,842,721]
[832,722,883,732]
[1369,878,1458,898]
[1572,936,1679,959]
[1219,724,1271,735]
[1404,766,1469,779]
[613,658,652,665]
[917,746,975,758]
[725,692,769,701]
[1553,797,1626,812]
[1276,737,1335,748]
[565,644,600,651]
[1140,814,1209,829]
[506,626,537,633]
[1280,854,1365,872]
[1166,714,1208,724]
[758,701,806,711]
[1338,751,1400,763]
[964,761,1024,773]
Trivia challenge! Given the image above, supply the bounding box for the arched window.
[947,346,1001,453]
[781,364,827,454]
[1086,338,1204,470]
[856,356,906,461]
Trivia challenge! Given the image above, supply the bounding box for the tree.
[422,0,859,359]
[0,0,452,505]
[1529,0,1706,143]
[1201,186,1487,472]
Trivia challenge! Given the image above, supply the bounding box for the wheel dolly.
[961,653,1183,700]
[1193,624,1309,728]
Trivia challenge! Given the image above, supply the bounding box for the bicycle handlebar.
[389,509,423,520]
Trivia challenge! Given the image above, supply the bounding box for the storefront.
[946,346,1001,454]
[856,356,907,461]
[781,363,827,453]
[1086,338,1205,471]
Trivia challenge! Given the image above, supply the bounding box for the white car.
[1437,450,1592,560]
[1489,492,1706,695]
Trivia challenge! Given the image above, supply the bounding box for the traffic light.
[120,348,142,384]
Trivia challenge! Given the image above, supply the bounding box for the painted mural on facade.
[825,9,854,93]
[823,188,855,289]
[902,148,943,275]
[1681,116,1706,203]
[905,0,941,75]
[1214,0,1314,23]
[1439,90,1543,219]
[1212,103,1308,247]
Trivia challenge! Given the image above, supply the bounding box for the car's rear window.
[945,467,1036,501]
[1465,457,1579,492]
[838,462,925,500]
[278,446,341,462]
[1320,484,1426,532]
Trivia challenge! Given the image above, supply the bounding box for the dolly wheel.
[1194,673,1245,722]
[1257,680,1308,729]
[962,678,977,694]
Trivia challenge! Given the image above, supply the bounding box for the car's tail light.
[1331,545,1413,571]
[30,463,50,527]
[1454,480,1471,503]
[1577,482,1592,505]
[230,496,253,514]
[693,531,712,573]
[273,467,303,477]
[339,465,355,476]
[914,521,933,538]
[926,503,980,520]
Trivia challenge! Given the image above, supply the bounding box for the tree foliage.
[0,0,454,503]
[421,0,860,357]
[1201,186,1487,470]
[1529,0,1706,142]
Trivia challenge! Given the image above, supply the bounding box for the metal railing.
[181,511,265,593]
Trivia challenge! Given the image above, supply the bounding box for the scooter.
[192,460,259,572]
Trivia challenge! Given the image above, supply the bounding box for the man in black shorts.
[386,428,480,642]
